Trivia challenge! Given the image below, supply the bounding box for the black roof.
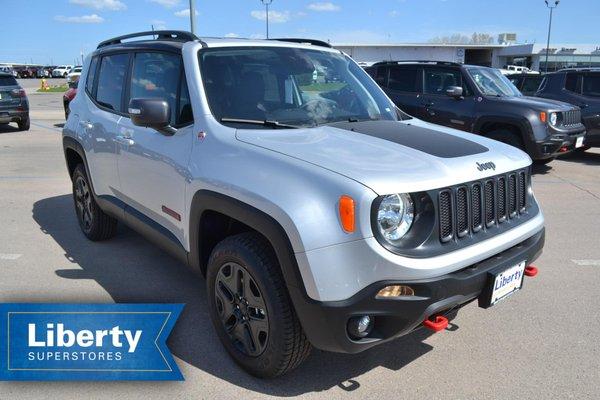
[556,67,600,73]
[371,60,462,67]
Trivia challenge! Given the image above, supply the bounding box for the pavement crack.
[550,170,600,202]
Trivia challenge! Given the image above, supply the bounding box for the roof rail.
[557,67,600,72]
[270,38,332,48]
[97,30,200,49]
[371,60,462,67]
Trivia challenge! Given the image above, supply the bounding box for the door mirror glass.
[128,98,175,135]
[446,86,463,98]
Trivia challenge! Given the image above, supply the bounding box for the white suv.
[52,65,74,78]
[62,31,545,377]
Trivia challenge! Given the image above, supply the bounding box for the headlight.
[549,112,558,126]
[376,193,414,242]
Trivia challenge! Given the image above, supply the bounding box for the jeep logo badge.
[476,161,496,171]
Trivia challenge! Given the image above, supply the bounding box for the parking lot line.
[571,259,600,266]
[0,253,22,260]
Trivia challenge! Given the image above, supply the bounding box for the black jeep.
[535,68,600,148]
[366,61,586,163]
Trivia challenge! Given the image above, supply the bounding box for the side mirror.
[128,98,176,135]
[446,86,463,98]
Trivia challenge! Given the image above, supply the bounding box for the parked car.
[52,65,74,78]
[36,67,51,78]
[0,72,30,130]
[501,65,539,75]
[66,66,82,84]
[366,61,586,163]
[63,81,77,119]
[12,66,32,79]
[507,73,545,96]
[535,68,600,148]
[63,31,545,377]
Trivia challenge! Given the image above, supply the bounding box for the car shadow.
[0,123,20,134]
[557,150,600,166]
[32,194,441,396]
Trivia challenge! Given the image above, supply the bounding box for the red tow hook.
[423,315,449,332]
[524,265,538,277]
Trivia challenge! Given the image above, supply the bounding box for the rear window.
[0,76,18,86]
[388,66,418,92]
[582,74,600,97]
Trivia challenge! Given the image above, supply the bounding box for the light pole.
[544,0,559,73]
[261,0,273,39]
[189,0,197,35]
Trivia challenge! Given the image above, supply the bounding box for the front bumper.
[530,125,586,159]
[290,228,544,353]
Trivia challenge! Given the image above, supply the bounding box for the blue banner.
[0,303,184,381]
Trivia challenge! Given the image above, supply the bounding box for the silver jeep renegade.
[62,31,545,377]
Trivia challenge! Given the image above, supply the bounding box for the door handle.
[115,135,135,146]
[79,120,93,130]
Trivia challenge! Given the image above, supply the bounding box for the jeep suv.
[366,61,586,163]
[63,32,545,378]
[535,68,600,148]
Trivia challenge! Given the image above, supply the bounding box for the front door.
[116,51,195,246]
[420,67,475,132]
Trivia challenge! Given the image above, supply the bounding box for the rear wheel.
[17,117,30,131]
[72,164,118,241]
[206,232,311,378]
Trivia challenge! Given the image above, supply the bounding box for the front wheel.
[206,232,311,378]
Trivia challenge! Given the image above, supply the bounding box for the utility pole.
[189,0,197,34]
[261,0,273,39]
[544,0,560,73]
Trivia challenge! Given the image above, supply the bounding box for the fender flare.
[187,190,307,293]
[473,115,536,154]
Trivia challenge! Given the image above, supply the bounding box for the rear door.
[384,65,422,116]
[116,51,194,246]
[420,66,475,131]
[0,75,21,117]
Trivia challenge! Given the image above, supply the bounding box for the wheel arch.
[473,115,536,153]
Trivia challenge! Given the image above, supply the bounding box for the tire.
[64,102,70,120]
[17,117,30,131]
[206,232,311,378]
[486,129,524,150]
[71,164,118,241]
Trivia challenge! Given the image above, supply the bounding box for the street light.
[261,0,273,39]
[544,0,560,73]
[189,0,197,35]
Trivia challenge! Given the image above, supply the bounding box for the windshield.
[199,46,399,127]
[467,67,522,97]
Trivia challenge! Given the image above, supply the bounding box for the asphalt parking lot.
[1,79,599,399]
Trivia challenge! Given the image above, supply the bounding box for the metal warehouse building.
[334,42,600,72]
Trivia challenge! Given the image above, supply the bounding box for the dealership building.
[335,38,600,72]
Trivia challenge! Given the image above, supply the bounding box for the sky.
[0,0,598,65]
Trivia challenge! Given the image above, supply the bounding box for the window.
[521,76,543,93]
[0,76,18,86]
[130,52,181,125]
[582,73,600,97]
[95,53,129,112]
[178,74,193,125]
[374,66,388,86]
[388,66,418,92]
[86,57,98,94]
[424,68,463,95]
[565,73,582,93]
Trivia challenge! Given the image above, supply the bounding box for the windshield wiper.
[220,118,299,129]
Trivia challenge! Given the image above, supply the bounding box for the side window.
[582,74,600,97]
[85,56,98,94]
[178,74,193,125]
[130,52,181,125]
[424,68,463,95]
[388,67,418,92]
[522,77,543,93]
[374,66,388,87]
[95,53,129,112]
[565,73,582,94]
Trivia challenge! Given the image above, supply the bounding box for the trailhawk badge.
[476,161,496,171]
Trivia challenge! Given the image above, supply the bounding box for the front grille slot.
[561,109,581,127]
[437,168,531,243]
[439,190,453,242]
[484,180,495,227]
[508,174,517,218]
[497,177,506,223]
[471,183,482,232]
[456,187,469,237]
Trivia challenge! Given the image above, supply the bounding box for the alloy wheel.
[74,176,93,231]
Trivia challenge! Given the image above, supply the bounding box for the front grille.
[561,109,581,127]
[437,168,531,243]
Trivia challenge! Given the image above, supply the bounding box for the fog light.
[347,315,373,340]
[376,285,415,298]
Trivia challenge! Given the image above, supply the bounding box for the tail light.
[11,88,27,98]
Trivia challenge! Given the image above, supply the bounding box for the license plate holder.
[478,261,526,308]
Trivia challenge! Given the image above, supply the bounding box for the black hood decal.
[331,120,488,158]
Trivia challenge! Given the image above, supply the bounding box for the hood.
[236,118,531,195]
[503,95,577,111]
